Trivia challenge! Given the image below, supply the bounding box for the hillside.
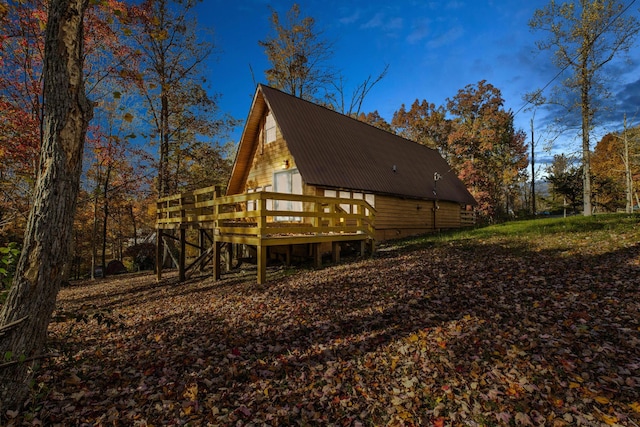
[5,214,640,426]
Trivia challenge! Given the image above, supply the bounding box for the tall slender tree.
[127,0,229,197]
[0,0,92,411]
[530,0,640,216]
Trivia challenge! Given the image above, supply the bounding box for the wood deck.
[156,186,376,284]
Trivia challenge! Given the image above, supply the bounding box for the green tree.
[0,0,92,411]
[530,0,640,216]
[546,154,583,213]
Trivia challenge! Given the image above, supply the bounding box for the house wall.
[374,195,461,241]
[244,112,317,197]
[239,109,466,241]
[245,120,290,190]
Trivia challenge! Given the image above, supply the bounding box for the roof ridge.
[258,84,439,154]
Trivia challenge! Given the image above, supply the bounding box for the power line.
[514,0,638,117]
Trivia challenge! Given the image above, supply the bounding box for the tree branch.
[0,353,56,370]
[0,316,28,338]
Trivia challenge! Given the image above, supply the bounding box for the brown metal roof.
[229,85,476,205]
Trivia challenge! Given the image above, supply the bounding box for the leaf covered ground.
[6,215,640,426]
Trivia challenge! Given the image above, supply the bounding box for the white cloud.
[426,25,464,49]
[362,12,385,29]
[361,12,403,32]
[339,10,360,25]
[407,19,430,44]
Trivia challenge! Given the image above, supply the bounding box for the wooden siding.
[245,119,292,191]
[374,195,462,241]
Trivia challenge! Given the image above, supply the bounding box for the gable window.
[265,111,276,144]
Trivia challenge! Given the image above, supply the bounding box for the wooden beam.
[332,241,341,263]
[179,228,186,282]
[213,241,221,281]
[224,243,232,271]
[313,243,322,268]
[156,231,163,281]
[162,236,180,269]
[257,244,267,284]
[285,245,291,266]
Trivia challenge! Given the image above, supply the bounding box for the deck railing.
[460,209,476,227]
[156,186,376,242]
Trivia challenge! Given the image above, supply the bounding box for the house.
[228,84,476,241]
[156,85,476,284]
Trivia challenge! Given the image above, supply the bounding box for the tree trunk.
[531,117,536,215]
[130,203,138,246]
[0,0,92,413]
[581,57,592,216]
[101,162,112,270]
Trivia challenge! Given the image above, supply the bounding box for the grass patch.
[388,213,640,251]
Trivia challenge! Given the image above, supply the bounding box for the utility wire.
[514,0,638,117]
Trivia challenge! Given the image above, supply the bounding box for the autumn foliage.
[3,214,639,425]
[387,80,529,220]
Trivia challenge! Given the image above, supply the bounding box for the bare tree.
[333,64,389,117]
[530,0,640,216]
[127,0,219,197]
[0,0,93,412]
[259,3,335,101]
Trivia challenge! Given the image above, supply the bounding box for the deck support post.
[313,243,322,268]
[257,244,267,284]
[332,241,341,263]
[285,245,292,266]
[360,240,366,257]
[156,230,163,281]
[224,243,232,272]
[213,240,221,280]
[179,228,186,282]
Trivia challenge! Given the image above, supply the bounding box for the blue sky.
[197,0,640,166]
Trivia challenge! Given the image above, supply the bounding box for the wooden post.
[198,229,205,257]
[224,243,232,272]
[179,228,186,282]
[257,195,266,233]
[313,243,322,268]
[433,200,438,230]
[285,245,292,266]
[360,240,366,257]
[213,241,221,280]
[257,244,267,284]
[156,230,163,281]
[332,241,341,263]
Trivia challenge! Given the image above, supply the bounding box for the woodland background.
[1,0,639,278]
[0,1,639,423]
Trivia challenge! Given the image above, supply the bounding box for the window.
[339,191,351,213]
[265,111,276,144]
[324,189,375,216]
[273,169,302,221]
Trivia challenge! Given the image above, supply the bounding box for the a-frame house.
[229,84,476,241]
[156,85,476,284]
